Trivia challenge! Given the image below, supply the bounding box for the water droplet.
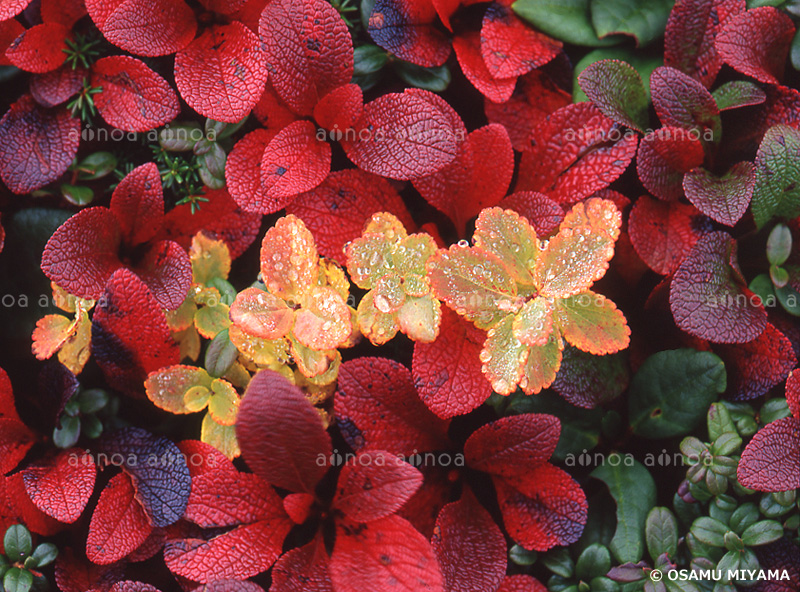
[374,294,392,313]
[457,239,469,248]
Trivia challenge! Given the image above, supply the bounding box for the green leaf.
[29,543,57,568]
[205,329,238,378]
[711,432,741,456]
[513,0,621,46]
[712,81,766,112]
[353,44,388,76]
[729,503,759,535]
[473,208,539,285]
[75,151,117,180]
[577,60,649,132]
[541,548,575,578]
[159,122,202,151]
[3,568,33,592]
[707,403,737,441]
[760,398,790,423]
[716,550,739,576]
[767,223,792,266]
[61,184,94,206]
[629,349,726,439]
[509,545,538,566]
[748,274,776,307]
[690,517,728,547]
[590,0,673,46]
[646,507,678,562]
[575,543,612,581]
[791,27,800,70]
[198,142,227,189]
[78,388,109,414]
[4,525,32,560]
[53,415,81,449]
[591,457,657,563]
[752,124,800,228]
[776,283,800,316]
[741,520,784,546]
[393,61,451,92]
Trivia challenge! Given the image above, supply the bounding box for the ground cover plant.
[0,0,799,590]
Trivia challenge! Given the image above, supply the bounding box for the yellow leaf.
[184,385,211,412]
[201,413,240,460]
[290,335,336,378]
[299,350,341,387]
[363,211,408,241]
[32,314,74,360]
[397,294,441,343]
[356,291,399,345]
[223,361,251,390]
[193,285,222,307]
[345,233,394,289]
[401,273,430,298]
[229,325,290,368]
[208,379,239,426]
[473,208,539,285]
[144,365,212,414]
[194,303,231,339]
[293,286,352,350]
[318,258,350,300]
[173,326,201,362]
[165,295,197,332]
[555,291,630,355]
[519,331,564,395]
[560,197,622,241]
[512,297,554,347]
[57,310,92,375]
[480,315,525,395]
[260,215,318,301]
[395,234,437,276]
[190,231,231,285]
[427,245,520,330]
[52,282,94,314]
[373,273,405,314]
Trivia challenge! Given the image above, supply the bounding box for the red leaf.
[453,31,516,104]
[191,582,266,592]
[412,307,490,419]
[0,418,36,476]
[330,515,444,592]
[628,196,709,275]
[342,89,463,180]
[664,0,745,88]
[498,192,565,237]
[197,0,247,13]
[40,0,87,28]
[738,417,800,491]
[551,346,629,409]
[175,23,267,123]
[367,0,450,67]
[336,357,450,456]
[164,519,292,583]
[109,583,161,592]
[716,7,794,85]
[716,323,797,401]
[55,548,125,592]
[286,168,415,264]
[252,82,299,131]
[0,17,23,66]
[271,536,333,592]
[157,188,261,259]
[753,540,800,592]
[260,120,331,201]
[787,369,800,419]
[22,448,95,523]
[237,370,332,493]
[669,231,767,343]
[313,84,364,131]
[30,65,84,107]
[177,440,237,478]
[98,427,191,527]
[0,367,20,422]
[41,208,122,300]
[494,463,587,551]
[0,0,32,20]
[464,414,560,478]
[414,124,514,235]
[130,239,192,310]
[5,23,69,73]
[497,575,548,592]
[515,102,638,204]
[259,0,353,115]
[126,527,167,563]
[399,465,454,539]
[335,451,423,522]
[226,129,273,213]
[283,493,314,524]
[650,66,720,139]
[636,127,706,201]
[485,70,571,151]
[431,492,506,592]
[91,269,180,396]
[184,471,285,528]
[86,472,152,565]
[110,163,164,246]
[481,2,560,78]
[92,56,180,132]
[0,95,79,194]
[4,473,63,535]
[682,162,755,226]
[86,0,196,57]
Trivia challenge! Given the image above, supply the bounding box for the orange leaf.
[260,215,318,301]
[230,287,294,340]
[554,292,630,355]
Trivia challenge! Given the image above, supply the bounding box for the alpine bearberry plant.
[0,0,799,590]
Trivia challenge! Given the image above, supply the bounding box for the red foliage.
[367,0,451,67]
[22,448,95,523]
[5,23,70,73]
